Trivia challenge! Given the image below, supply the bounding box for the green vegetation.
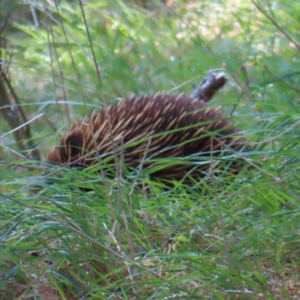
[1,0,300,298]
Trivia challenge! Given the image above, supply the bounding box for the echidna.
[47,74,247,183]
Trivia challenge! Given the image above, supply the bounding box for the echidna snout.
[48,129,85,166]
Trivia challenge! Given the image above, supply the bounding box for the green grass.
[1,0,300,299]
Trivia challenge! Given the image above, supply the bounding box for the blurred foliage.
[0,0,300,299]
[1,0,299,158]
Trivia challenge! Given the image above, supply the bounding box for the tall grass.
[1,0,300,299]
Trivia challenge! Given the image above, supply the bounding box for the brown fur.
[47,93,246,181]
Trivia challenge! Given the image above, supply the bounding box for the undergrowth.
[1,0,300,299]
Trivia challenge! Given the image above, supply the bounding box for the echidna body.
[47,94,246,181]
